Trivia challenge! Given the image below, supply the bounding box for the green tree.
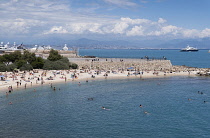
[31,57,45,69]
[0,56,6,63]
[22,50,36,64]
[9,51,22,62]
[20,64,33,71]
[15,60,27,69]
[2,54,12,65]
[43,59,71,70]
[69,62,78,69]
[43,60,54,70]
[54,61,69,70]
[0,63,7,72]
[7,63,17,71]
[47,49,62,61]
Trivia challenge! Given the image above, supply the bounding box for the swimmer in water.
[9,102,13,105]
[101,106,110,110]
[139,104,142,108]
[144,111,148,114]
[188,98,192,101]
[88,98,93,101]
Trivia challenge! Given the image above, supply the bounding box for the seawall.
[69,58,172,71]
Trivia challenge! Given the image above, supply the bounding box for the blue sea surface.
[0,76,210,138]
[79,49,210,68]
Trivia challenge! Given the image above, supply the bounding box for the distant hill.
[157,38,210,49]
[2,37,210,49]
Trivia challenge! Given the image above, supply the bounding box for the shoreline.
[0,68,199,95]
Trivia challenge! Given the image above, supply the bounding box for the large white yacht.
[180,45,198,52]
[0,42,9,51]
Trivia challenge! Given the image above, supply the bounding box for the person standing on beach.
[16,81,19,87]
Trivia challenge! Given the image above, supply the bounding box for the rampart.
[69,58,173,71]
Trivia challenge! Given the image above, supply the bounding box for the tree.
[54,61,69,70]
[20,64,33,71]
[47,49,62,61]
[0,56,6,63]
[69,62,78,69]
[43,59,71,70]
[0,64,7,72]
[7,64,17,71]
[9,51,22,62]
[22,50,36,64]
[2,54,12,65]
[15,60,27,69]
[31,57,45,69]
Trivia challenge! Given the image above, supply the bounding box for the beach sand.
[0,68,199,95]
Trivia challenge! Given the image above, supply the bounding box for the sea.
[0,49,210,138]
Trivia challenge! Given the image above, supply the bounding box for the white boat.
[0,42,9,51]
[180,45,198,52]
[0,42,26,52]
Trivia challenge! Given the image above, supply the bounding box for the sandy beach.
[0,67,200,94]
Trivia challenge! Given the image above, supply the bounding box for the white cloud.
[103,0,138,7]
[45,23,104,35]
[200,28,210,38]
[68,23,103,34]
[0,0,210,40]
[121,17,150,24]
[0,18,45,35]
[111,22,129,34]
[127,26,144,36]
[158,18,167,24]
[161,25,180,35]
[182,29,200,38]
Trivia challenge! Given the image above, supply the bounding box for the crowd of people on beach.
[0,66,204,96]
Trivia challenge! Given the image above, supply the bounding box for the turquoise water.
[79,49,210,68]
[0,76,210,137]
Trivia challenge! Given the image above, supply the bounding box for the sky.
[0,0,210,44]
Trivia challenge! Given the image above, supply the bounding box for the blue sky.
[0,0,210,43]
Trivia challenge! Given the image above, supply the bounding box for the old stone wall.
[69,58,172,71]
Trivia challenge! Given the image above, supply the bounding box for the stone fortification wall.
[69,58,172,71]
